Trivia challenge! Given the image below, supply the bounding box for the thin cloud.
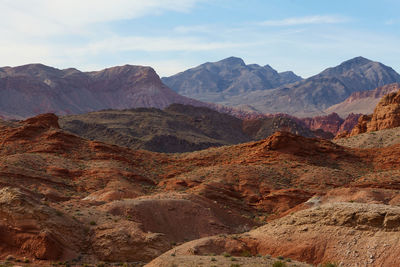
[0,0,204,36]
[385,19,397,25]
[174,25,214,34]
[76,36,253,54]
[259,15,349,26]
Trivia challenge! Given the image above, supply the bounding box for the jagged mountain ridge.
[230,57,400,117]
[162,56,303,102]
[164,56,400,117]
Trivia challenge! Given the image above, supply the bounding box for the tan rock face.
[149,203,400,267]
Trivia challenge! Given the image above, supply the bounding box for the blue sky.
[0,0,399,78]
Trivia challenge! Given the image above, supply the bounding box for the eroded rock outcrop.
[349,114,373,136]
[368,90,400,131]
[346,90,400,136]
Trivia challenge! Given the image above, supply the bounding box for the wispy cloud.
[0,0,204,36]
[385,19,398,25]
[76,36,253,54]
[259,15,349,27]
[173,25,214,34]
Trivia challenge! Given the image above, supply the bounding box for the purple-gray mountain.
[161,56,303,102]
[163,56,400,117]
[0,64,206,119]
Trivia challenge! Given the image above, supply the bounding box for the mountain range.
[164,56,400,117]
[0,64,206,119]
[1,57,399,121]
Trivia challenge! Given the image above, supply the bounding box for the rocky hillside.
[325,83,400,117]
[242,115,317,139]
[0,64,208,119]
[162,57,302,103]
[2,114,400,266]
[194,57,400,117]
[60,104,329,153]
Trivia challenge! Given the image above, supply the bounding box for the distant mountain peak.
[13,63,61,73]
[264,64,276,71]
[278,71,303,82]
[217,56,246,66]
[319,56,377,77]
[340,56,373,67]
[89,64,160,81]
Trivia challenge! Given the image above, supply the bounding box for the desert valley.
[1,1,400,266]
[1,56,400,267]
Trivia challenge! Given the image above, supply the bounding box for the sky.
[0,0,399,78]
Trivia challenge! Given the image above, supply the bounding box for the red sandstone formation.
[347,89,400,136]
[2,114,400,266]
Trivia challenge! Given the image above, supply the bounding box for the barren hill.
[59,104,333,153]
[59,104,251,153]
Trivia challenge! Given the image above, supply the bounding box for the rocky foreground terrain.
[1,107,400,266]
[334,126,400,149]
